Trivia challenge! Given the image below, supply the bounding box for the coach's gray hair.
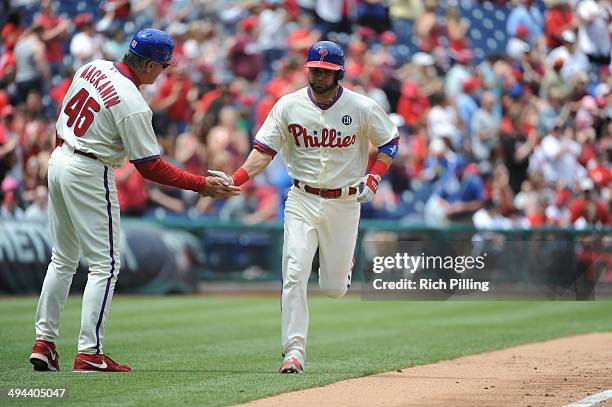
[122,50,149,71]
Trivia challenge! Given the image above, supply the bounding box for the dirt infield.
[241,333,612,407]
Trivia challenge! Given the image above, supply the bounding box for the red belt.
[56,137,98,161]
[293,179,357,199]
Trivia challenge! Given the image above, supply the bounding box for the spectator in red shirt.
[544,0,574,49]
[569,178,610,226]
[287,14,321,57]
[415,0,441,52]
[344,40,367,79]
[0,46,16,86]
[102,0,131,21]
[254,94,276,132]
[34,0,70,77]
[446,6,470,53]
[154,64,194,134]
[1,10,24,52]
[0,106,19,182]
[526,197,548,227]
[265,56,306,101]
[587,158,611,189]
[49,68,74,111]
[0,12,22,86]
[228,17,262,82]
[116,161,148,217]
[391,122,426,187]
[397,81,430,128]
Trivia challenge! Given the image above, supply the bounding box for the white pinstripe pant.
[35,145,120,355]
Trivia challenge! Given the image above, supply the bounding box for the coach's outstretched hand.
[353,174,381,204]
[200,176,241,198]
[207,170,234,186]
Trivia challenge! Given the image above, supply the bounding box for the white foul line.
[564,390,612,407]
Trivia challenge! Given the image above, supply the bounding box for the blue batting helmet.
[305,41,345,80]
[129,28,177,66]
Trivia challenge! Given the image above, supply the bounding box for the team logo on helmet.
[131,40,138,48]
[319,49,329,61]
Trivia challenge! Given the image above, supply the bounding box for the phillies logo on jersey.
[319,49,328,61]
[288,123,356,149]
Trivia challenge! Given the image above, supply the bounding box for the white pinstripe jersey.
[56,60,160,167]
[255,86,398,189]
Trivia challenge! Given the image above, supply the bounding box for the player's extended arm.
[208,149,274,187]
[354,138,398,204]
[134,157,240,198]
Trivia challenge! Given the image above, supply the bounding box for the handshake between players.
[199,175,241,199]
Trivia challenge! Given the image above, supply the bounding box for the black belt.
[56,137,98,160]
[74,149,98,160]
[293,180,357,199]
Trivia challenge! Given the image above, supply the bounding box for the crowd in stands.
[0,0,609,229]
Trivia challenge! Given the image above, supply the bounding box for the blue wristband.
[377,138,399,158]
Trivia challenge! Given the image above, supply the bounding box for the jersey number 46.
[63,88,100,137]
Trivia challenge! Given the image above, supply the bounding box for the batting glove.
[207,170,233,186]
[353,174,381,203]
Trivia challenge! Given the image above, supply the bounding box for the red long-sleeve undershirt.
[134,157,206,192]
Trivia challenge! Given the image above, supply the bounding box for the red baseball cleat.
[278,357,304,374]
[30,339,60,371]
[73,353,132,372]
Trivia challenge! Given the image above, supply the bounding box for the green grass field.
[0,295,611,406]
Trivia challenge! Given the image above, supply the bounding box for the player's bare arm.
[236,149,274,181]
[208,149,273,187]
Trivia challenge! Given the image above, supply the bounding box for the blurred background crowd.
[0,0,609,229]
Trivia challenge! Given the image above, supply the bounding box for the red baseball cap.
[516,24,529,38]
[240,17,257,31]
[461,77,480,92]
[74,13,94,28]
[380,31,396,45]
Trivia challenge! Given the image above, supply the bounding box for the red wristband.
[370,160,389,178]
[231,167,250,187]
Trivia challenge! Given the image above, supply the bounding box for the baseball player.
[29,28,240,373]
[209,41,399,373]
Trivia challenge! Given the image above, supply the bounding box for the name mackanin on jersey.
[78,64,121,109]
[288,123,356,149]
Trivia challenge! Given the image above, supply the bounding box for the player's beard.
[308,77,337,95]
